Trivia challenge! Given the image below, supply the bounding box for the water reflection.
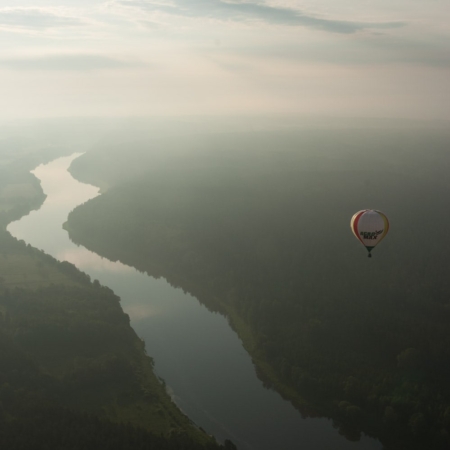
[33,154,99,209]
[56,247,134,274]
[8,154,382,450]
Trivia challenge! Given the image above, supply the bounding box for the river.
[7,154,382,450]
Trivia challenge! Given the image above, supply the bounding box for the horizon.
[1,0,449,121]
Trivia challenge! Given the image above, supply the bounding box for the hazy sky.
[1,0,449,120]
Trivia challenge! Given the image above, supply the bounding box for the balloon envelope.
[350,210,389,256]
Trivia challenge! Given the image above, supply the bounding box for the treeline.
[0,329,223,450]
[0,231,223,449]
[0,141,77,229]
[0,169,45,229]
[1,406,224,450]
[66,127,450,449]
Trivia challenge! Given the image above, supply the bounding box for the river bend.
[8,154,381,450]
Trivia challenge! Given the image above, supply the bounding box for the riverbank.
[64,126,450,449]
[2,153,223,449]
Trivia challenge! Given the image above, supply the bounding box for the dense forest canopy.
[0,127,225,450]
[0,231,223,448]
[67,124,450,449]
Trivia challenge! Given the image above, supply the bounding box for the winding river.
[8,154,382,450]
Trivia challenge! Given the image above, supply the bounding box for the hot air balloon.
[350,210,389,257]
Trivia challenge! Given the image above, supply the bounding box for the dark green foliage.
[66,127,450,449]
[0,232,223,449]
[0,343,223,450]
[0,337,220,450]
[0,406,218,450]
[0,169,44,228]
[0,141,75,229]
[2,285,132,362]
[0,131,227,450]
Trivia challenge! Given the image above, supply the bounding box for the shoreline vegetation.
[66,125,450,449]
[0,147,225,448]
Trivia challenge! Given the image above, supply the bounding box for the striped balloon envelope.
[350,210,389,257]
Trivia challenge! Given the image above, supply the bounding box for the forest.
[0,229,224,448]
[67,124,450,449]
[0,132,225,449]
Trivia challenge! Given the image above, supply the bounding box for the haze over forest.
[1,0,450,449]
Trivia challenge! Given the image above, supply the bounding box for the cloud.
[228,36,450,68]
[117,0,406,34]
[0,8,84,30]
[0,54,144,71]
[362,38,450,68]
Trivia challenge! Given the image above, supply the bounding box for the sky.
[0,0,449,121]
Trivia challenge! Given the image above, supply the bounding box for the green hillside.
[66,125,450,449]
[0,133,224,449]
[0,230,221,448]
